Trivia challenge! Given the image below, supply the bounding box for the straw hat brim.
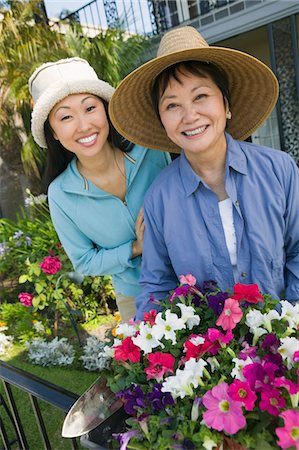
[109,47,279,152]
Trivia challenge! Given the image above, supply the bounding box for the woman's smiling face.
[49,93,110,160]
[158,68,228,159]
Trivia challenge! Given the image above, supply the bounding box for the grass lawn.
[1,333,112,450]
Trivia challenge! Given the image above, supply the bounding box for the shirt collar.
[179,133,248,197]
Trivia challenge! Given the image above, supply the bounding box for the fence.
[55,0,238,37]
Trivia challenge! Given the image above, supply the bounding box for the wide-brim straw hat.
[29,57,115,148]
[109,26,279,153]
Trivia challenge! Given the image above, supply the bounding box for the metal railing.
[53,0,238,37]
[0,360,79,450]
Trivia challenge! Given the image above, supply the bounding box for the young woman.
[109,26,299,320]
[28,57,171,321]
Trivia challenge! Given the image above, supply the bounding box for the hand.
[132,208,145,258]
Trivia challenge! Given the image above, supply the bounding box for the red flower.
[18,292,33,307]
[144,352,175,381]
[40,255,61,275]
[232,283,264,304]
[114,337,141,363]
[143,310,157,326]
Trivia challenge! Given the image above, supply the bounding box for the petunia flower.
[114,429,139,450]
[179,274,197,286]
[177,303,200,330]
[280,301,299,330]
[231,357,255,381]
[114,322,137,338]
[276,409,299,449]
[152,310,185,345]
[216,298,243,330]
[144,352,175,381]
[207,291,228,315]
[243,361,279,391]
[228,380,257,411]
[132,322,163,354]
[114,337,141,363]
[169,285,191,302]
[231,283,264,304]
[143,309,157,326]
[202,382,246,434]
[260,388,286,416]
[278,337,299,369]
[146,383,174,411]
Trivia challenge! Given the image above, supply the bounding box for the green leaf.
[32,296,40,307]
[19,274,28,283]
[35,282,44,294]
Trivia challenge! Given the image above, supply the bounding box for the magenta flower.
[274,376,299,395]
[239,342,257,360]
[216,298,243,330]
[243,362,279,391]
[144,352,175,381]
[276,410,299,449]
[260,388,286,416]
[18,292,33,307]
[40,255,61,275]
[202,382,246,434]
[179,274,196,286]
[228,380,257,411]
[169,285,190,302]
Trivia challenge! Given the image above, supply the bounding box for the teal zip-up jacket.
[48,145,171,296]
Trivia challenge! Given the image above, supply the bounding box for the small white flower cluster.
[26,337,75,366]
[0,328,13,356]
[80,336,111,371]
[24,193,47,207]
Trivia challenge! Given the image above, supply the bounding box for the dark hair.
[151,60,230,120]
[43,98,133,189]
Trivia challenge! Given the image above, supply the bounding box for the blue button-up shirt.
[136,133,299,320]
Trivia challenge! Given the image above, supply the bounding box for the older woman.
[109,26,299,321]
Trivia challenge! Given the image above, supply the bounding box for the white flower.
[252,327,268,345]
[262,310,280,332]
[105,338,122,358]
[161,370,194,399]
[245,309,265,331]
[278,337,299,369]
[231,357,254,380]
[189,336,205,345]
[114,322,137,338]
[161,358,207,399]
[280,301,299,329]
[177,303,200,330]
[151,310,185,344]
[132,322,163,354]
[207,356,220,373]
[203,436,218,450]
[183,358,207,388]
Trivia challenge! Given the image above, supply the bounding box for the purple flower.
[25,236,32,246]
[146,383,174,411]
[243,362,279,391]
[207,291,228,315]
[263,353,286,376]
[116,384,146,415]
[170,285,191,301]
[202,280,219,292]
[114,430,139,450]
[13,230,23,239]
[262,334,280,353]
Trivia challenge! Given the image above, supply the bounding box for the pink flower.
[169,285,190,302]
[260,388,286,416]
[293,351,299,363]
[274,376,299,395]
[40,255,61,275]
[232,283,264,304]
[179,274,196,286]
[228,380,257,411]
[276,409,299,450]
[114,337,141,363]
[144,352,175,381]
[18,292,33,307]
[203,382,246,434]
[216,298,243,330]
[143,310,157,326]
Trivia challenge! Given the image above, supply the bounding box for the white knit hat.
[29,57,115,148]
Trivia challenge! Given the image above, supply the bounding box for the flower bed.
[104,276,299,450]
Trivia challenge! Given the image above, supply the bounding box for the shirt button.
[235,200,240,207]
[123,201,127,206]
[241,271,247,277]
